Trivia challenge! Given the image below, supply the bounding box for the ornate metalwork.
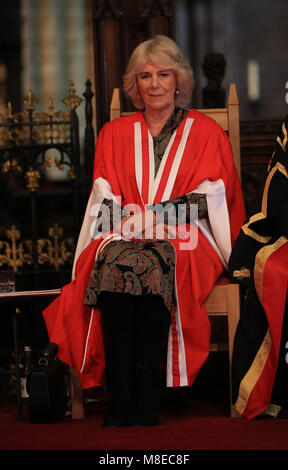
[25,167,41,192]
[83,79,95,175]
[0,80,95,280]
[23,89,39,111]
[37,224,74,271]
[0,81,83,190]
[63,81,84,111]
[0,224,74,272]
[0,226,33,272]
[1,158,22,175]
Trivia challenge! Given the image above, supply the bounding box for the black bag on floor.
[26,343,68,423]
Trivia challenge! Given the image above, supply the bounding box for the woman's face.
[136,61,177,113]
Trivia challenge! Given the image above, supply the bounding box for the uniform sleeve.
[266,119,288,237]
[248,118,288,238]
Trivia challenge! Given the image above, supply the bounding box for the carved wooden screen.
[91,0,176,131]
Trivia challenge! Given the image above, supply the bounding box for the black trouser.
[98,292,171,426]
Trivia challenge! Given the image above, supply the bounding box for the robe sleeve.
[72,123,122,278]
[215,125,246,246]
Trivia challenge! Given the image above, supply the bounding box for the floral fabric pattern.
[83,240,175,313]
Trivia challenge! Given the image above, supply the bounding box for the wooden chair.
[70,83,242,419]
[109,84,242,417]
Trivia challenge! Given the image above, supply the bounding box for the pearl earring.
[175,89,180,95]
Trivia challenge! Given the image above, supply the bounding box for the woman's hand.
[119,211,156,239]
[118,211,175,240]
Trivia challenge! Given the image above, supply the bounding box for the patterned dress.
[83,108,207,314]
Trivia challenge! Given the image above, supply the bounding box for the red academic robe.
[43,110,246,390]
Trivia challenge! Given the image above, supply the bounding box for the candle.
[247,60,260,102]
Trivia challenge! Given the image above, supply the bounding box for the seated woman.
[229,116,288,419]
[43,35,245,427]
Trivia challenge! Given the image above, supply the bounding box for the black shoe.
[130,418,158,427]
[254,404,282,420]
[102,414,130,428]
[129,411,159,427]
[102,399,131,428]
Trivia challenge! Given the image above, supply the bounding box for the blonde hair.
[123,35,194,109]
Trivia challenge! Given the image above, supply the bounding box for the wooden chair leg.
[227,284,241,417]
[70,367,84,419]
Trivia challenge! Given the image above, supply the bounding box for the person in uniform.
[229,116,288,419]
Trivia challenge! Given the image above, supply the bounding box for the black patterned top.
[153,108,188,175]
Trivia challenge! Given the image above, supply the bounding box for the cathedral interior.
[0,0,287,400]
